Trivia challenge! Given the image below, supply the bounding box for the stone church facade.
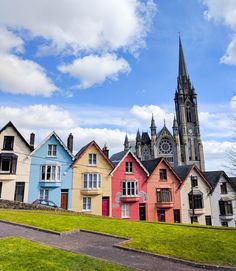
[124,38,205,171]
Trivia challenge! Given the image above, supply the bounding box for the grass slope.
[0,237,134,271]
[0,210,235,266]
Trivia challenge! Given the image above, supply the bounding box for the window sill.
[125,172,133,174]
[88,164,97,167]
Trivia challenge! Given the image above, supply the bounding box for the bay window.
[41,165,61,182]
[83,173,101,189]
[122,181,138,196]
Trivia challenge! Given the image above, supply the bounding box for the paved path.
[0,221,230,271]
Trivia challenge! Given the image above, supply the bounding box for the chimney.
[30,133,35,149]
[67,133,73,153]
[102,143,109,158]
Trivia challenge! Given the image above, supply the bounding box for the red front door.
[102,197,109,216]
[60,191,68,210]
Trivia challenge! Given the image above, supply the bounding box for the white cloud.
[0,105,74,130]
[0,54,57,96]
[58,54,130,89]
[0,0,156,55]
[230,96,236,110]
[202,0,236,65]
[0,27,24,54]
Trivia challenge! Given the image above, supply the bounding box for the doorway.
[14,182,25,202]
[139,203,146,220]
[60,189,68,209]
[102,197,110,216]
[174,209,181,223]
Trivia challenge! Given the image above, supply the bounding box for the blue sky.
[0,0,236,172]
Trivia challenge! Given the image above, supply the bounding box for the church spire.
[178,36,188,78]
[150,114,156,136]
[124,134,129,151]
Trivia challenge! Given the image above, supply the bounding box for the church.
[124,38,205,171]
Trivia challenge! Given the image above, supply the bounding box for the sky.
[0,0,236,173]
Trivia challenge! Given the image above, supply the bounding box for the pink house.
[110,150,149,220]
[143,158,182,223]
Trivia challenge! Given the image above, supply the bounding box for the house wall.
[147,160,181,223]
[111,153,148,220]
[72,145,112,215]
[28,135,73,209]
[0,126,31,202]
[180,168,212,225]
[210,176,236,227]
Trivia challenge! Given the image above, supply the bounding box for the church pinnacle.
[178,36,188,78]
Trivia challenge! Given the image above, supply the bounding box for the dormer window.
[125,162,133,173]
[48,144,57,156]
[88,153,97,165]
[159,169,167,180]
[3,136,14,150]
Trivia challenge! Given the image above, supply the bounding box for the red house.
[110,150,149,220]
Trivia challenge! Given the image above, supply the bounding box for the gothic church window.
[186,104,192,122]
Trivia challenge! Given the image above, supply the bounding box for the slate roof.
[141,132,151,145]
[142,158,162,175]
[173,165,193,181]
[75,142,91,159]
[229,177,236,192]
[202,171,224,189]
[110,150,128,167]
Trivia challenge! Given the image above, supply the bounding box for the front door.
[102,197,109,216]
[139,203,146,221]
[60,189,68,209]
[0,182,2,198]
[174,209,181,223]
[14,182,25,202]
[157,209,165,222]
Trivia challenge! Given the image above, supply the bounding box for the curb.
[0,219,61,236]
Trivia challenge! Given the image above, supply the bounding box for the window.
[88,153,97,165]
[83,197,91,211]
[221,221,228,227]
[157,209,165,222]
[190,216,198,223]
[121,204,130,218]
[191,176,198,187]
[205,215,212,226]
[219,201,233,216]
[0,153,17,174]
[186,104,192,122]
[159,169,167,180]
[40,189,49,200]
[157,188,172,202]
[3,136,14,150]
[48,144,57,156]
[122,181,138,196]
[189,193,203,209]
[0,182,2,198]
[125,162,133,173]
[83,173,101,189]
[41,165,61,182]
[220,183,227,194]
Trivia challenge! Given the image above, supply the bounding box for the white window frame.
[41,165,61,182]
[121,204,130,218]
[83,173,101,189]
[40,189,49,200]
[88,153,97,165]
[48,144,57,157]
[83,197,91,211]
[125,162,133,173]
[122,180,138,197]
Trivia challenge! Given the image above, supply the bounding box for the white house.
[204,171,236,227]
[0,122,33,202]
[174,165,212,225]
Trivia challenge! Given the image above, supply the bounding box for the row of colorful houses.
[0,121,236,227]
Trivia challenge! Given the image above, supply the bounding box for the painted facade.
[0,122,32,202]
[175,165,212,225]
[204,171,236,227]
[28,132,74,209]
[71,141,113,215]
[110,150,149,221]
[143,158,182,223]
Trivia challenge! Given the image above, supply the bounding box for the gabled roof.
[72,140,114,169]
[202,171,231,190]
[229,177,236,192]
[110,149,149,176]
[173,164,212,189]
[157,125,174,139]
[142,158,182,183]
[0,121,33,151]
[31,131,74,159]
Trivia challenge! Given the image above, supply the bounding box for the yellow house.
[71,141,113,216]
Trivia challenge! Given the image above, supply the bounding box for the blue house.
[28,132,74,209]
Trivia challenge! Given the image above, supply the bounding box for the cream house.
[0,122,33,202]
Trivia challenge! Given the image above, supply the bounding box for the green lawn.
[0,210,235,267]
[0,237,134,271]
